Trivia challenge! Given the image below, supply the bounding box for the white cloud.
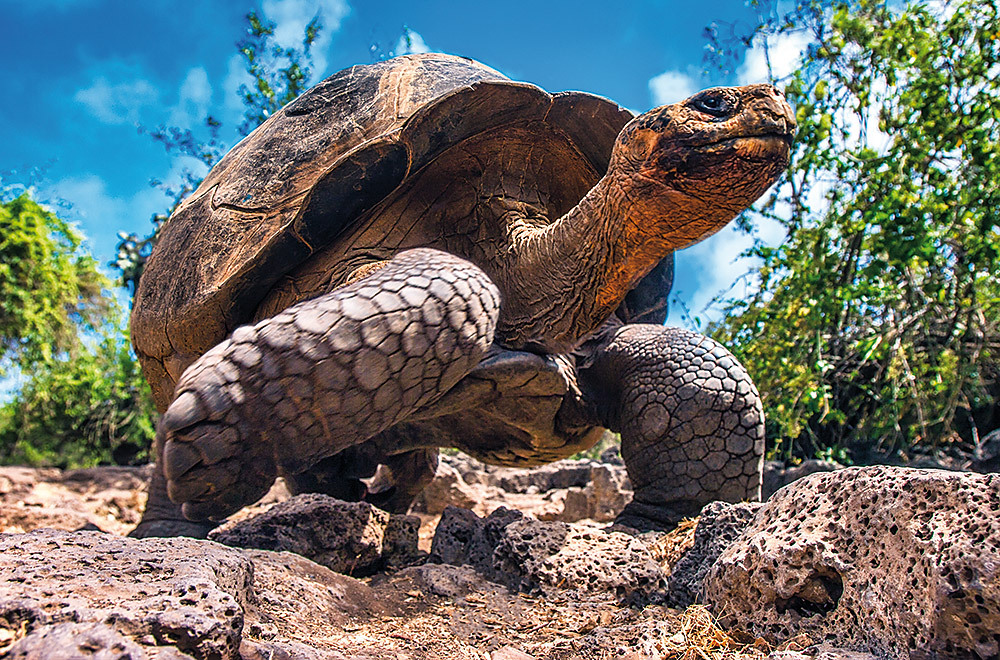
[669,209,786,327]
[648,70,698,106]
[48,174,158,236]
[262,0,350,75]
[43,167,193,264]
[168,67,213,128]
[395,29,430,56]
[74,76,159,125]
[737,30,812,84]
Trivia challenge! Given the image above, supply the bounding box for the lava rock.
[666,501,761,607]
[4,622,150,660]
[705,466,1000,659]
[0,528,382,659]
[0,530,251,659]
[430,506,666,603]
[210,493,420,575]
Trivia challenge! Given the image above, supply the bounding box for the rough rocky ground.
[4,454,987,659]
[0,453,832,550]
[0,456,809,659]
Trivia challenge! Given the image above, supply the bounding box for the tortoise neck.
[496,173,676,352]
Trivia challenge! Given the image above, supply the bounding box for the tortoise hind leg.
[582,324,764,531]
[281,443,438,515]
[136,248,499,529]
[363,447,440,514]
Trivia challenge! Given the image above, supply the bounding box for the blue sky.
[0,0,807,325]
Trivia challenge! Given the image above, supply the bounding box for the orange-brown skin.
[495,84,794,352]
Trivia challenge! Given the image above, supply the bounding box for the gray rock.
[493,460,598,493]
[497,519,667,603]
[416,453,634,523]
[430,505,526,573]
[210,493,420,575]
[429,505,485,565]
[382,512,421,568]
[0,528,382,659]
[599,443,624,466]
[430,506,666,603]
[705,466,1000,659]
[466,507,527,573]
[0,530,250,659]
[666,501,761,607]
[4,622,150,660]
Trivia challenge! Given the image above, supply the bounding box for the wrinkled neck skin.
[494,170,730,354]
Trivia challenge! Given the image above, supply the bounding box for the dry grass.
[659,605,810,660]
[648,517,699,575]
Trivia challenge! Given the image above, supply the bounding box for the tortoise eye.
[692,93,731,118]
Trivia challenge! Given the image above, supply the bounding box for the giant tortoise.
[129,53,794,537]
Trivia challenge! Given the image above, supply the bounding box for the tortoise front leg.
[134,248,499,531]
[582,324,764,531]
[130,466,221,538]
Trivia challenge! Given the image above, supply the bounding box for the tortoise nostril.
[764,85,787,103]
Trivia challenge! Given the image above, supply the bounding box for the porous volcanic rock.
[0,528,382,659]
[210,493,421,575]
[665,501,761,608]
[704,466,1000,659]
[2,622,149,660]
[1,530,251,659]
[430,506,666,603]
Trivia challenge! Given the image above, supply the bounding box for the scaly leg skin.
[136,248,499,531]
[583,324,764,531]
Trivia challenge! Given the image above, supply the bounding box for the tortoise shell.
[131,53,640,410]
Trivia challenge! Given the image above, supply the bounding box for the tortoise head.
[610,83,795,249]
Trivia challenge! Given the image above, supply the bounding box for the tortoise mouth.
[693,133,793,164]
[707,132,794,149]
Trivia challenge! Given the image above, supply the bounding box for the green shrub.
[0,331,156,468]
[710,0,1000,462]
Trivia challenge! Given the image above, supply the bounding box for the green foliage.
[0,194,111,372]
[237,10,320,135]
[0,192,156,468]
[115,10,323,295]
[710,0,1000,461]
[0,329,156,468]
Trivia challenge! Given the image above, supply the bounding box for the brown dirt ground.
[0,465,808,659]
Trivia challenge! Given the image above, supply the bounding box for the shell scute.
[132,53,632,410]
